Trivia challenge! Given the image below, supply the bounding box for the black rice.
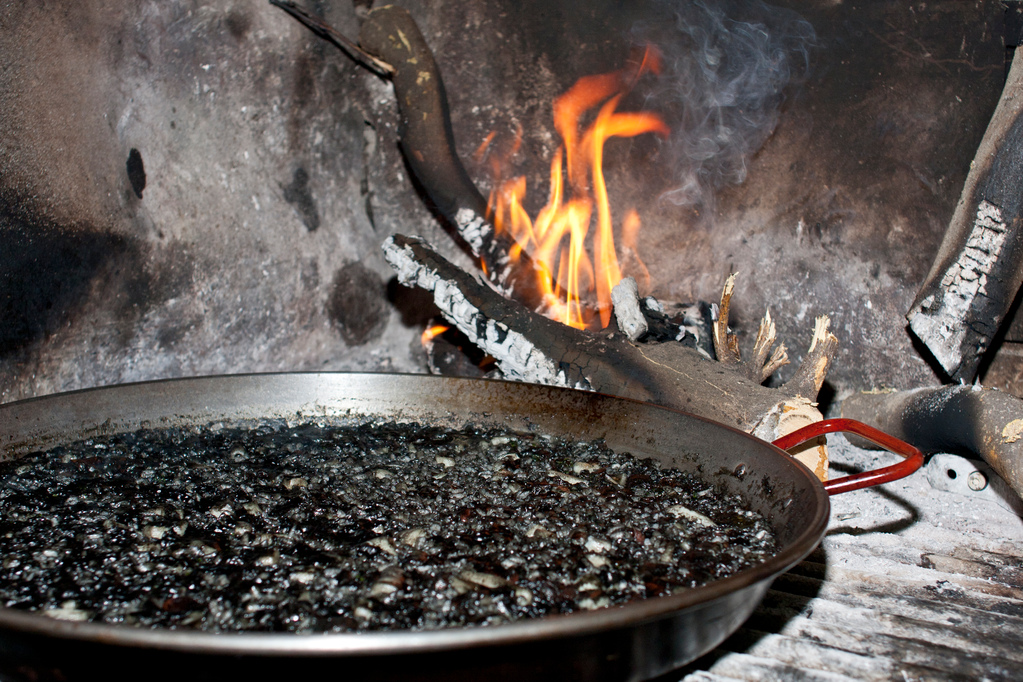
[0,421,776,632]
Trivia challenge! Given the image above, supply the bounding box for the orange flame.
[486,49,668,329]
[421,324,449,345]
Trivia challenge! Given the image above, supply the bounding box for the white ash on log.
[907,51,1023,381]
[611,277,648,342]
[384,234,835,480]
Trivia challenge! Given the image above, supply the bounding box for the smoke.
[634,1,816,210]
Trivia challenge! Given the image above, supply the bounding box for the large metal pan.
[0,373,921,681]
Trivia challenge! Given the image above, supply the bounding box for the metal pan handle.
[770,418,924,496]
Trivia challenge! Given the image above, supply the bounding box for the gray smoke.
[634,0,816,210]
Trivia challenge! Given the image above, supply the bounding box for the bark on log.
[384,234,832,480]
[907,51,1023,381]
[842,385,1023,500]
[358,6,543,306]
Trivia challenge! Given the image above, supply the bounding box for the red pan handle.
[770,418,924,496]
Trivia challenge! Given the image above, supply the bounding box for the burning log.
[384,234,834,480]
[357,6,546,307]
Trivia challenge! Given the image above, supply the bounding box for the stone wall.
[0,0,1006,405]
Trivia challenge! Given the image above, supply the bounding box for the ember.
[420,323,449,345]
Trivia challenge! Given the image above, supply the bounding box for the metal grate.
[675,436,1023,682]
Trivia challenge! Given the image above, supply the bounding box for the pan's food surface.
[0,420,776,633]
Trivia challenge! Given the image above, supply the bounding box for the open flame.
[484,49,668,329]
[421,324,449,345]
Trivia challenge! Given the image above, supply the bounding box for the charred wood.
[384,234,833,479]
[842,385,1023,500]
[907,51,1023,381]
[357,6,544,307]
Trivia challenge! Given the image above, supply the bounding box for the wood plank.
[756,591,1023,663]
[702,652,863,681]
[741,614,1019,680]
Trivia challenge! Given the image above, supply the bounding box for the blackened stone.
[126,148,146,199]
[282,167,320,232]
[327,261,388,346]
[0,215,134,355]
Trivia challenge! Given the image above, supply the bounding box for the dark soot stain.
[126,148,146,199]
[282,167,320,232]
[328,262,388,346]
[386,276,439,327]
[224,10,252,41]
[0,215,132,355]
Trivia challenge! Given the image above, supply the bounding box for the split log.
[384,234,834,480]
[907,50,1023,381]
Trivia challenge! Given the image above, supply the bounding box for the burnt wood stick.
[384,234,822,437]
[269,0,394,77]
[783,316,838,398]
[842,385,1023,500]
[907,51,1023,381]
[358,7,542,304]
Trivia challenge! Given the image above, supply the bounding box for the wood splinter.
[712,274,793,385]
[748,310,790,384]
[712,273,741,365]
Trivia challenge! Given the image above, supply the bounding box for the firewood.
[384,234,835,479]
[747,310,789,384]
[907,50,1023,381]
[843,385,1023,500]
[711,276,796,386]
[785,316,839,398]
[357,6,545,308]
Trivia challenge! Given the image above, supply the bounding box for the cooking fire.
[482,47,667,330]
[2,1,1023,680]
